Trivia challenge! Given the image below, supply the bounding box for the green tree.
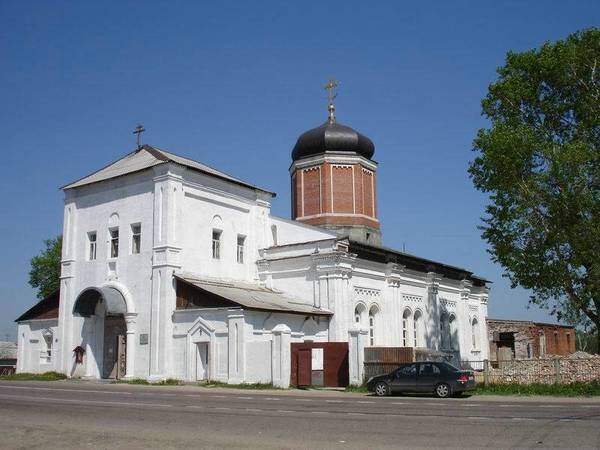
[29,235,62,299]
[469,28,600,352]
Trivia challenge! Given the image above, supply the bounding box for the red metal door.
[297,349,312,386]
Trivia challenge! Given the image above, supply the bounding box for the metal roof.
[62,145,275,195]
[292,120,375,161]
[15,290,60,322]
[175,274,332,316]
[348,240,491,286]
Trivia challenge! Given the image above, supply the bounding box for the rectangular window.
[88,232,97,261]
[236,235,245,263]
[131,223,141,254]
[212,230,222,259]
[110,228,119,258]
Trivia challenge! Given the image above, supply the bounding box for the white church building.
[16,97,489,387]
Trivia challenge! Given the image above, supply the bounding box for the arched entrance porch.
[73,284,136,379]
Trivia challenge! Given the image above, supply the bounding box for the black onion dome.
[292,120,375,161]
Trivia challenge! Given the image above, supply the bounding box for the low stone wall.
[487,356,600,384]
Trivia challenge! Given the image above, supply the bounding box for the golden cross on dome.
[324,79,339,122]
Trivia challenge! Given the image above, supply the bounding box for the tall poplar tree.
[469,29,600,351]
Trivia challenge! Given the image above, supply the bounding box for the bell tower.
[290,81,381,246]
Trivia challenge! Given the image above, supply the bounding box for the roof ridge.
[61,148,145,190]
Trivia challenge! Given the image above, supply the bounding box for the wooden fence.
[363,347,415,380]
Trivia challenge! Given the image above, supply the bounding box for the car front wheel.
[435,383,451,398]
[374,382,390,397]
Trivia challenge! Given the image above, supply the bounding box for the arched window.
[354,303,366,326]
[413,310,423,347]
[402,309,412,347]
[368,306,378,346]
[440,313,450,349]
[271,225,278,246]
[448,315,459,351]
[471,317,479,350]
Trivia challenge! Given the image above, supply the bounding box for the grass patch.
[0,371,67,381]
[474,381,600,397]
[112,378,150,385]
[112,378,182,385]
[345,385,369,393]
[199,381,280,390]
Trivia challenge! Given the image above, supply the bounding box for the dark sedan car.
[366,361,476,398]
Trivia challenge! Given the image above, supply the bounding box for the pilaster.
[312,251,355,341]
[348,325,369,385]
[426,271,442,350]
[459,279,473,360]
[385,263,404,345]
[271,324,291,388]
[149,164,183,380]
[227,311,245,384]
[58,196,77,375]
[124,312,138,379]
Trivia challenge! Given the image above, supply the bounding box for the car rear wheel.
[435,383,451,398]
[374,382,390,397]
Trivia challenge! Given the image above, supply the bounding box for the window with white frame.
[413,310,422,347]
[354,304,366,326]
[131,223,141,254]
[236,235,245,263]
[109,228,119,258]
[87,231,97,261]
[212,229,222,259]
[402,309,411,347]
[368,306,378,346]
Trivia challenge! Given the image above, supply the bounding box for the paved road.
[0,381,599,449]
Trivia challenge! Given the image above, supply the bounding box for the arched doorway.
[73,285,135,379]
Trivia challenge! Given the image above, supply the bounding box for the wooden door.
[297,349,312,386]
[103,316,126,379]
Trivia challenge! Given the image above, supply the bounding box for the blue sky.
[1,1,598,340]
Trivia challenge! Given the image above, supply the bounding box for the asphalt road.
[0,381,599,449]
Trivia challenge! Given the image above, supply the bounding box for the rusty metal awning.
[175,273,332,316]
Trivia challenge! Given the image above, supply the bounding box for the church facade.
[16,100,489,386]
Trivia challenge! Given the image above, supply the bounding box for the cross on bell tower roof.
[133,124,145,150]
[324,79,339,123]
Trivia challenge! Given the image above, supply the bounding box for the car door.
[417,362,442,392]
[390,363,417,393]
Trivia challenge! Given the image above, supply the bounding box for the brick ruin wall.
[487,356,600,384]
[487,320,576,360]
